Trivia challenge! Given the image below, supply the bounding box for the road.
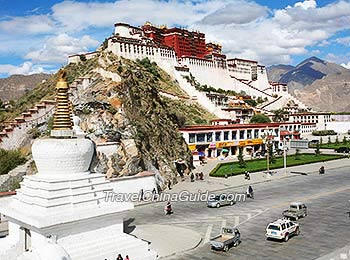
[128,165,350,260]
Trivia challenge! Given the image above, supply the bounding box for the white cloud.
[0,62,45,76]
[292,0,317,10]
[0,15,54,35]
[1,0,350,70]
[199,1,269,25]
[194,0,350,64]
[334,36,350,46]
[51,0,228,32]
[25,34,99,63]
[341,62,350,69]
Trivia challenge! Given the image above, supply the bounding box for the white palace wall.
[108,38,177,77]
[180,58,272,99]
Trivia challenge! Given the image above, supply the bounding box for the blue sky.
[0,0,349,78]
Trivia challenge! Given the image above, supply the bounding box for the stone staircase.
[0,100,55,150]
[62,233,156,260]
[173,69,230,118]
[230,75,274,98]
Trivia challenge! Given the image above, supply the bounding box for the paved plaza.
[129,158,350,259]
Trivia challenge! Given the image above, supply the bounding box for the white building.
[288,112,332,131]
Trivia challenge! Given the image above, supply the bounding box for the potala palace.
[68,22,309,121]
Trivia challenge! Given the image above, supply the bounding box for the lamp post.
[283,138,288,176]
[263,126,271,174]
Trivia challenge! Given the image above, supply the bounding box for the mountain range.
[0,74,50,101]
[267,57,350,112]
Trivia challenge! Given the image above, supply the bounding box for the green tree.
[273,109,288,122]
[79,54,87,62]
[250,114,271,123]
[335,136,339,145]
[343,136,347,145]
[238,147,246,168]
[256,96,264,104]
[315,143,321,156]
[328,136,331,144]
[295,148,301,160]
[268,143,276,164]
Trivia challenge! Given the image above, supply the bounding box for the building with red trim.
[142,23,207,58]
[179,122,316,158]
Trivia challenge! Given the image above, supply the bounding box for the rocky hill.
[267,57,350,112]
[1,52,216,187]
[0,74,50,101]
[266,64,294,82]
[294,73,350,112]
[268,57,350,91]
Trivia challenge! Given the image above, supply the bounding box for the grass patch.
[210,153,344,177]
[318,143,350,149]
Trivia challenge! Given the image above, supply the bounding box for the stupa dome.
[32,138,94,175]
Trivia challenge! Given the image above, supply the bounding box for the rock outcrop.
[67,52,200,187]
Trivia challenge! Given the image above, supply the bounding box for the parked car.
[266,218,300,242]
[210,227,241,252]
[207,194,235,208]
[282,202,307,220]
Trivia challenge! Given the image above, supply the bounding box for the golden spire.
[52,69,73,131]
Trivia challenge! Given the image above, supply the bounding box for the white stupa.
[0,70,157,260]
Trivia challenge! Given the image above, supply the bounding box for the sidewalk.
[169,157,350,195]
[136,157,350,205]
[131,225,201,258]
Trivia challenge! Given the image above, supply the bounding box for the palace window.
[247,130,252,139]
[232,131,237,140]
[254,129,259,139]
[215,132,221,141]
[206,133,213,142]
[224,131,229,141]
[196,133,205,143]
[189,133,195,143]
[239,130,245,139]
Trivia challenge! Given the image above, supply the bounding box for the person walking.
[167,180,172,190]
[116,254,123,260]
[190,172,195,182]
[247,185,254,199]
[125,255,130,260]
[244,171,250,180]
[199,172,204,180]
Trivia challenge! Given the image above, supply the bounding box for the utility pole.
[283,138,287,176]
[266,141,270,173]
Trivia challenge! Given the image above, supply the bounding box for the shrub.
[0,149,26,175]
[335,147,350,153]
[79,54,87,62]
[250,114,271,123]
[312,130,337,136]
[27,127,41,139]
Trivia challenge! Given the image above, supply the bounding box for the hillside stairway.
[230,76,274,98]
[0,100,55,150]
[173,69,230,118]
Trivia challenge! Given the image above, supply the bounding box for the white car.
[266,218,300,242]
